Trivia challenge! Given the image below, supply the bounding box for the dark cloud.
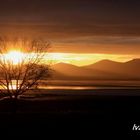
[51,36,140,54]
[0,0,140,54]
[0,0,140,25]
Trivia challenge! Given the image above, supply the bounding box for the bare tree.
[0,37,51,100]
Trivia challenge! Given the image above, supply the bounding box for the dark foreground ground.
[0,89,140,137]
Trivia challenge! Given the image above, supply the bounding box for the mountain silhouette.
[52,59,140,80]
[83,59,122,69]
[52,63,93,77]
[124,59,140,69]
[82,59,123,74]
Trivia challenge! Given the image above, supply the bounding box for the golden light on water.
[8,84,17,90]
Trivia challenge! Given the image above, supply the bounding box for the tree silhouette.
[0,37,51,100]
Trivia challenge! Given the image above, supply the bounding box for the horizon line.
[51,58,140,67]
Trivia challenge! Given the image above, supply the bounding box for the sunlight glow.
[3,51,140,66]
[8,80,21,90]
[8,84,17,90]
[5,51,25,65]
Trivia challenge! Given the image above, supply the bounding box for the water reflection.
[0,80,140,90]
[40,86,98,90]
[40,85,140,90]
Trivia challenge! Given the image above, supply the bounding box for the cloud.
[0,0,140,55]
[51,36,140,54]
[53,36,140,45]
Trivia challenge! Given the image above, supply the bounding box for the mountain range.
[51,59,140,80]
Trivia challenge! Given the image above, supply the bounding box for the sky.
[0,0,140,65]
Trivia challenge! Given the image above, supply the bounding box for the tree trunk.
[10,95,12,100]
[10,95,18,114]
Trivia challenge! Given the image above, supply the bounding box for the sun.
[6,51,25,65]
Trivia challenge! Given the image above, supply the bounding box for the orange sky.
[0,0,140,63]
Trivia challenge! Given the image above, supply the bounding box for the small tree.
[0,37,51,100]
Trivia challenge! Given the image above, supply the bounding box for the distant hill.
[83,59,123,70]
[52,59,140,80]
[51,59,140,80]
[124,59,140,74]
[51,62,117,80]
[52,63,93,77]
